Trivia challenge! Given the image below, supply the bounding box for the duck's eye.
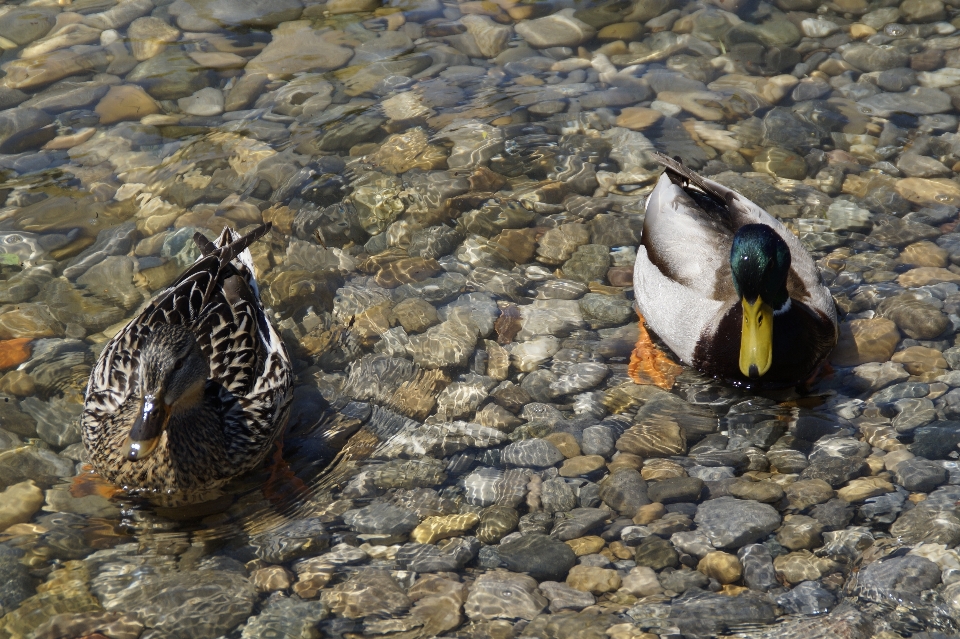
[173,359,184,371]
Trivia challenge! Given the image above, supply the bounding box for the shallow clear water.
[4,0,960,636]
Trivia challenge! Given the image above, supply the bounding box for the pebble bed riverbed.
[6,0,960,637]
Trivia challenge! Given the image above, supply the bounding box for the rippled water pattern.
[7,0,960,636]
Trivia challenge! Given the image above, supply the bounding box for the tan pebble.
[896,177,960,207]
[559,455,606,477]
[0,370,36,396]
[615,106,663,131]
[618,565,663,597]
[545,432,581,458]
[891,345,947,375]
[720,584,750,596]
[0,480,43,531]
[293,569,333,599]
[898,266,960,287]
[883,449,915,472]
[849,23,876,38]
[698,551,743,585]
[42,126,96,150]
[908,492,927,503]
[565,535,605,556]
[830,318,900,367]
[901,241,948,268]
[609,541,634,560]
[633,502,666,525]
[608,452,644,472]
[837,477,895,502]
[251,565,293,592]
[95,85,160,125]
[566,564,622,594]
[411,513,479,544]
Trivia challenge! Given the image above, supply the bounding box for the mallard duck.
[632,153,838,388]
[81,224,293,497]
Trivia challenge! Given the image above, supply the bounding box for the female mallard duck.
[633,153,838,388]
[81,223,292,497]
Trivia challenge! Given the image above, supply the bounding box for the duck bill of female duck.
[123,392,171,461]
[740,296,774,379]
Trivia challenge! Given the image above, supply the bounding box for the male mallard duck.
[632,153,838,388]
[81,224,293,497]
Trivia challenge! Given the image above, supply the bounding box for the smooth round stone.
[615,107,663,131]
[0,7,56,46]
[539,581,596,612]
[498,533,577,581]
[891,346,947,375]
[477,505,520,544]
[830,318,900,367]
[411,513,479,544]
[882,298,948,340]
[634,536,679,570]
[598,22,642,41]
[515,9,597,48]
[171,0,303,28]
[0,480,43,530]
[902,240,949,267]
[877,68,917,93]
[128,16,180,61]
[826,200,873,233]
[581,425,615,458]
[559,455,606,477]
[697,551,743,585]
[858,554,941,594]
[646,477,704,504]
[599,468,650,516]
[502,438,564,468]
[94,85,160,125]
[837,476,895,502]
[617,421,686,458]
[246,21,353,77]
[773,551,830,584]
[544,432,581,458]
[578,293,634,329]
[620,566,663,597]
[343,502,419,535]
[776,581,836,615]
[728,479,784,503]
[127,47,212,99]
[860,87,952,117]
[842,43,910,72]
[465,571,547,622]
[694,497,781,549]
[776,515,823,551]
[566,565,620,594]
[901,0,945,23]
[177,87,224,116]
[897,153,951,178]
[895,457,948,492]
[752,147,806,180]
[251,566,294,593]
[801,18,839,37]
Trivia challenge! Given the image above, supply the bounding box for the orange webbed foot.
[628,311,683,390]
[263,439,310,505]
[69,465,123,500]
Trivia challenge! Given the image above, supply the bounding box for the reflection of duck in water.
[81,223,293,499]
[630,152,838,389]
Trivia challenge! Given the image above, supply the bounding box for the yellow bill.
[740,297,773,378]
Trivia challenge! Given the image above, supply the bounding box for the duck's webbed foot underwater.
[628,310,683,390]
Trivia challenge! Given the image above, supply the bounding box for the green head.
[729,224,791,379]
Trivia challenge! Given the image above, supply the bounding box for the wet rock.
[515,9,597,48]
[343,502,419,536]
[103,571,256,639]
[241,596,327,639]
[910,422,960,459]
[697,551,743,585]
[566,565,621,594]
[247,21,352,76]
[830,318,900,367]
[738,544,777,591]
[859,87,952,117]
[857,554,941,595]
[634,535,679,570]
[171,0,302,29]
[321,570,411,618]
[497,533,577,581]
[694,497,781,549]
[397,538,480,572]
[251,518,330,563]
[502,438,564,468]
[539,581,596,612]
[598,469,650,517]
[0,108,55,155]
[777,581,836,615]
[579,293,634,329]
[895,457,948,492]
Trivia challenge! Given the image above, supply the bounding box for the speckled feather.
[82,224,292,497]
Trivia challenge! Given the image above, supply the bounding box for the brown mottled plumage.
[82,224,292,499]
